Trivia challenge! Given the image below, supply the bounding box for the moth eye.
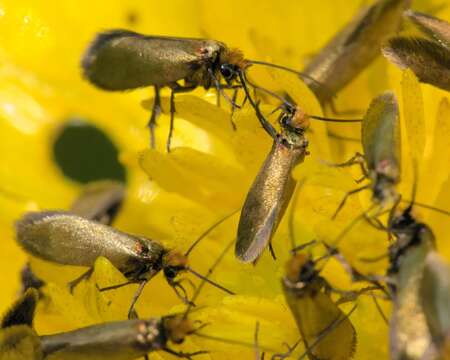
[220,64,235,80]
[280,114,291,127]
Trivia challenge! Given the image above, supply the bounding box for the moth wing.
[70,180,125,225]
[82,30,220,90]
[361,91,401,179]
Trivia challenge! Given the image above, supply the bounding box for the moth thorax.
[162,251,188,279]
[291,107,310,131]
[391,208,435,248]
[372,174,397,204]
[163,251,188,268]
[375,159,400,184]
[220,48,247,69]
[164,316,195,344]
[285,253,316,285]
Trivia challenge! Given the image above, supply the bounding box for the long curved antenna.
[192,332,276,352]
[334,203,380,247]
[245,60,330,94]
[309,115,362,123]
[298,305,358,360]
[246,60,301,77]
[238,71,279,140]
[242,70,294,109]
[290,240,318,255]
[185,267,235,295]
[244,71,362,124]
[317,203,380,273]
[184,209,240,257]
[399,199,450,217]
[183,239,234,319]
[98,280,139,292]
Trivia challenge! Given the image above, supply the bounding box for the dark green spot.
[53,119,126,184]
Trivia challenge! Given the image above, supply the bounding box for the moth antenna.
[98,280,139,292]
[399,199,450,217]
[318,203,380,272]
[245,60,330,94]
[183,239,234,319]
[290,240,318,255]
[309,115,362,123]
[333,203,380,247]
[241,69,294,109]
[192,332,276,352]
[238,71,278,140]
[269,104,286,116]
[298,304,358,360]
[184,209,240,257]
[387,159,450,226]
[246,60,302,76]
[185,267,235,295]
[244,66,363,124]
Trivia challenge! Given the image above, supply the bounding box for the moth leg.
[166,83,197,153]
[169,280,194,306]
[355,175,367,184]
[327,152,368,172]
[268,242,277,260]
[332,184,371,220]
[163,348,209,359]
[127,280,147,320]
[68,268,94,294]
[271,337,302,359]
[148,85,161,149]
[229,87,238,130]
[363,213,388,231]
[326,282,385,304]
[216,86,221,107]
[217,83,242,118]
[327,152,369,184]
[370,292,389,325]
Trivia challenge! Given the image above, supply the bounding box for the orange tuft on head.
[291,107,310,130]
[163,250,188,268]
[164,316,196,344]
[221,48,247,69]
[285,253,310,283]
